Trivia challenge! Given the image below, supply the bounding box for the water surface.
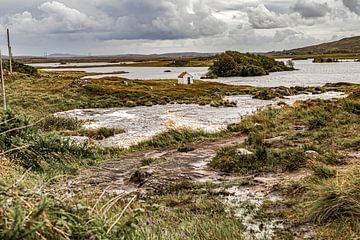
[55,92,346,148]
[43,60,360,87]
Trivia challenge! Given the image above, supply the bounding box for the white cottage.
[177,72,194,85]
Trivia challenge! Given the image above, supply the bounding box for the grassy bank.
[210,84,360,239]
[6,71,256,118]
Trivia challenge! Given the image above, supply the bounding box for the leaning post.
[0,49,7,111]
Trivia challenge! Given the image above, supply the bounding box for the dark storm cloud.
[292,0,330,18]
[342,0,360,15]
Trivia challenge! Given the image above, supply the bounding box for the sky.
[0,0,360,56]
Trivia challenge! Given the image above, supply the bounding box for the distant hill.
[19,52,217,59]
[271,36,360,55]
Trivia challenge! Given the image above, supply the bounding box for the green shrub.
[208,51,292,77]
[2,60,38,76]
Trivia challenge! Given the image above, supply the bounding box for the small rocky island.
[207,51,293,78]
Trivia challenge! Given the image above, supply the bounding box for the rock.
[178,146,195,153]
[293,125,306,131]
[236,148,253,156]
[264,136,285,144]
[129,167,153,185]
[305,150,320,159]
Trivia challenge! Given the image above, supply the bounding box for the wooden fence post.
[0,49,7,111]
[7,29,12,74]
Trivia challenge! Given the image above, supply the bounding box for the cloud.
[96,0,226,40]
[292,0,330,18]
[0,0,359,55]
[342,0,360,15]
[273,29,298,42]
[247,4,288,29]
[3,1,110,34]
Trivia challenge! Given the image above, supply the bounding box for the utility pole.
[7,28,12,74]
[0,49,7,111]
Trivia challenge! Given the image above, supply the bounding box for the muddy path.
[66,134,247,196]
[63,133,314,239]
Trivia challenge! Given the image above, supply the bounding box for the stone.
[293,125,306,131]
[178,146,195,153]
[264,136,285,144]
[305,150,320,159]
[129,167,153,185]
[236,148,253,156]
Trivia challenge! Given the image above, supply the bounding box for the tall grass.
[305,168,360,224]
[0,111,106,172]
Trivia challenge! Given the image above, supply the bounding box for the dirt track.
[66,134,247,195]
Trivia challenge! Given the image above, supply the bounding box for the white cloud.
[0,0,359,55]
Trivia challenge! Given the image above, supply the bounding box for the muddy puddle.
[55,92,346,148]
[222,169,314,239]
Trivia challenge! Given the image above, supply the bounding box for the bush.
[208,51,292,77]
[2,60,38,76]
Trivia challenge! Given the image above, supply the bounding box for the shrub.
[208,51,292,77]
[2,60,38,76]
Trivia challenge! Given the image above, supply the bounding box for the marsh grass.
[38,116,83,131]
[135,128,227,149]
[0,111,112,175]
[304,168,360,228]
[6,71,254,118]
[210,145,306,174]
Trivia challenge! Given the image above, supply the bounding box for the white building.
[177,72,194,85]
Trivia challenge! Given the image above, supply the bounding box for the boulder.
[305,150,320,159]
[236,148,253,156]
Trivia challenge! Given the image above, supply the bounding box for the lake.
[41,60,360,87]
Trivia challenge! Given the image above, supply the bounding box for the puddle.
[225,184,284,240]
[55,92,346,148]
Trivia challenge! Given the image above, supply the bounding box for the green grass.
[64,127,126,140]
[135,128,228,149]
[0,178,246,240]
